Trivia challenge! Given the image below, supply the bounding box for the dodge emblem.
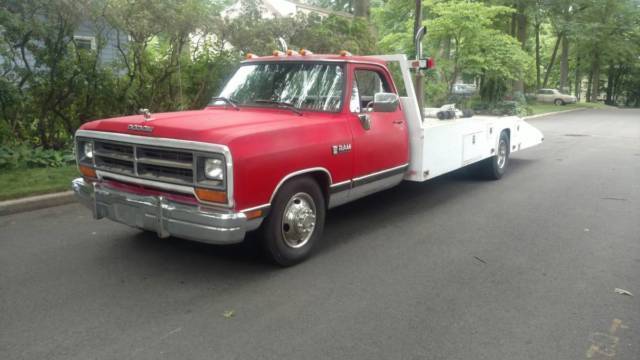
[128,124,154,132]
[332,143,352,155]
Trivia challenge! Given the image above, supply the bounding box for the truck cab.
[72,52,543,265]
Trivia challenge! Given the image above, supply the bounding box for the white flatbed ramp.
[368,54,544,182]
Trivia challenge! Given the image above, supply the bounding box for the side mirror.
[372,92,399,112]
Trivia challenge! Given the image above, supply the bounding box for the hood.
[79,107,332,145]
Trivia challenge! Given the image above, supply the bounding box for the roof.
[242,54,388,66]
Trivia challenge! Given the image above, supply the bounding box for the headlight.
[84,142,94,159]
[204,158,224,180]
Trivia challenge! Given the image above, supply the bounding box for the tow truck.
[72,45,543,266]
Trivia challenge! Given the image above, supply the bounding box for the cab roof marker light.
[339,50,352,56]
[245,53,259,59]
[286,49,299,56]
[300,49,313,56]
[272,50,285,56]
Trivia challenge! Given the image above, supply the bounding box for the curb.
[0,191,76,217]
[524,107,586,120]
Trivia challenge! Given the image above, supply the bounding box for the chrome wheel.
[497,139,508,169]
[281,192,317,248]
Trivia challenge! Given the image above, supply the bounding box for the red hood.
[79,107,336,145]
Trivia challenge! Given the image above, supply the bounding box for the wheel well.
[502,128,510,142]
[307,171,331,207]
[271,170,331,208]
[501,128,511,151]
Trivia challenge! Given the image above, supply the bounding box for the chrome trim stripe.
[268,167,333,203]
[96,170,196,195]
[329,180,351,194]
[240,203,271,213]
[352,163,409,183]
[75,130,235,208]
[330,180,351,188]
[352,164,408,188]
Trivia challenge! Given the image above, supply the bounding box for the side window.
[353,69,390,111]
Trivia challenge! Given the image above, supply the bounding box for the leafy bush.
[0,144,74,170]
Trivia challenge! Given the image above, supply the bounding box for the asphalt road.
[1,109,639,360]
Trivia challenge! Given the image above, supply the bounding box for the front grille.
[93,140,195,186]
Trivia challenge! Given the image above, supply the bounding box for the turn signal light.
[79,165,97,179]
[244,209,263,219]
[195,188,228,204]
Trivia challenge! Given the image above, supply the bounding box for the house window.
[74,36,96,51]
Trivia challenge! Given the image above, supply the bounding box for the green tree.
[427,1,532,102]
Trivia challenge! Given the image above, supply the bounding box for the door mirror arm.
[358,114,371,130]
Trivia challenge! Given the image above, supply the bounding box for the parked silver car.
[452,83,477,96]
[536,89,577,105]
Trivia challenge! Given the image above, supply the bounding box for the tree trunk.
[535,22,541,90]
[590,53,600,102]
[513,6,527,94]
[585,70,593,102]
[353,0,369,18]
[543,32,563,89]
[574,55,581,101]
[605,65,614,104]
[559,35,569,93]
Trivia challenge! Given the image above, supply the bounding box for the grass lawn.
[0,165,79,201]
[529,101,611,115]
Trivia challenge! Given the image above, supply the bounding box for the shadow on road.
[98,157,538,274]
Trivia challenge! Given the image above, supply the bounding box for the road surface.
[1,108,639,360]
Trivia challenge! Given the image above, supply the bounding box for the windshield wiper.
[254,99,302,116]
[210,96,239,110]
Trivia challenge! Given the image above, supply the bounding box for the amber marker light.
[286,49,299,56]
[272,50,285,56]
[299,49,313,56]
[195,188,228,204]
[244,209,263,220]
[339,50,352,56]
[245,53,259,59]
[79,165,97,179]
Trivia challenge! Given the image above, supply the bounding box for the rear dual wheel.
[261,177,325,266]
[480,131,510,180]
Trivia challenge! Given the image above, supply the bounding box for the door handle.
[392,120,404,125]
[358,114,371,130]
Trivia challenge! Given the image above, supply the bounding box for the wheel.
[480,131,510,180]
[261,177,325,266]
[554,99,565,106]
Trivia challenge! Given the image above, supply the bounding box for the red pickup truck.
[72,52,543,265]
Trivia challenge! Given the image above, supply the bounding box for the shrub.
[0,144,74,170]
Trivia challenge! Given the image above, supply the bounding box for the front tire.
[261,177,325,266]
[554,99,565,106]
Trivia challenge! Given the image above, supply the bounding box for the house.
[72,20,129,65]
[222,0,353,19]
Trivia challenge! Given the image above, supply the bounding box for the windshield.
[213,62,344,112]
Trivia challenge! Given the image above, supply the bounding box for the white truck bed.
[369,54,544,182]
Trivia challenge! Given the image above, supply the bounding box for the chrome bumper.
[71,178,261,244]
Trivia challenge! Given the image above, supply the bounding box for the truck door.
[347,65,409,179]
